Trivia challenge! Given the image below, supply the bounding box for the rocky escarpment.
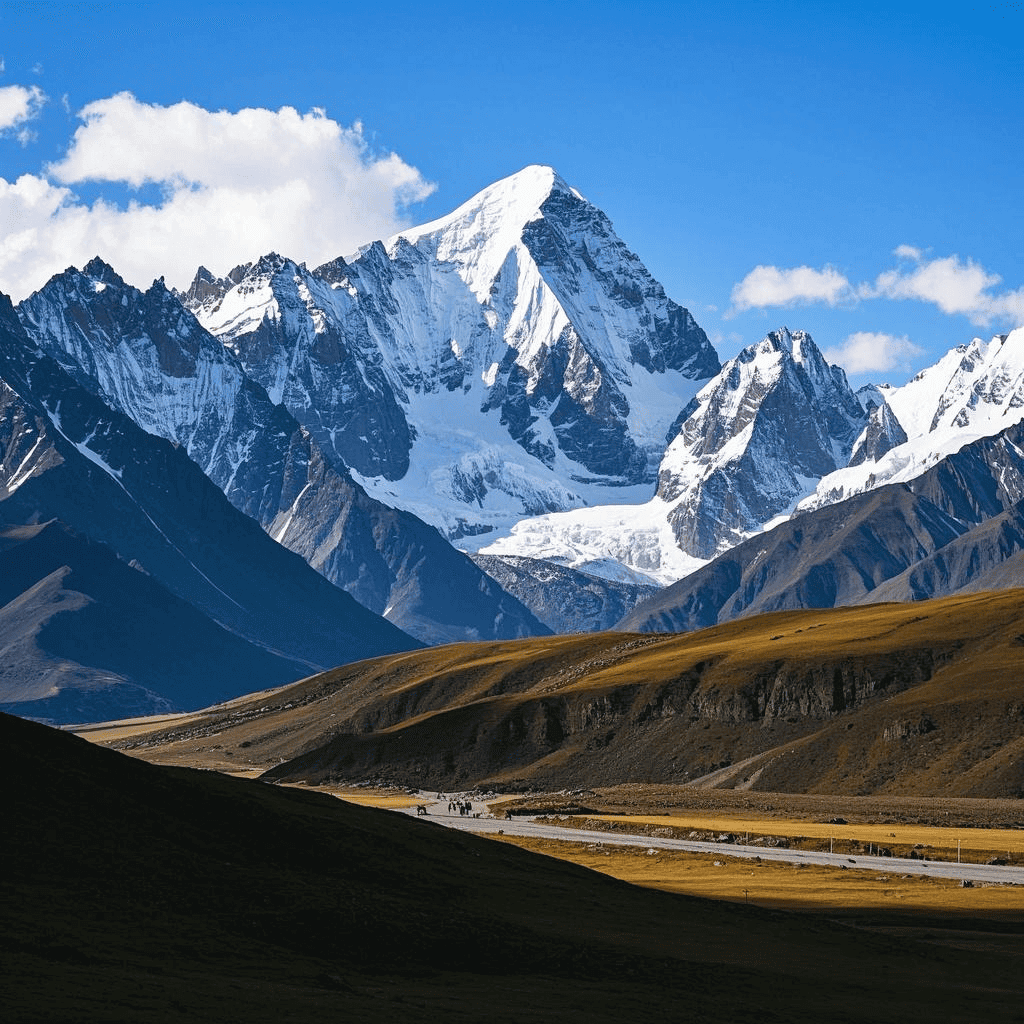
[262,643,954,791]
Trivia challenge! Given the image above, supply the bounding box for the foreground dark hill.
[118,590,1024,799]
[6,712,1022,1024]
[0,294,418,721]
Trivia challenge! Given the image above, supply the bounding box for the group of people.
[446,798,474,816]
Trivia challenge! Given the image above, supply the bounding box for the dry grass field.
[491,835,1024,920]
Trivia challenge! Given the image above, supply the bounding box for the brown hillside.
[110,590,1024,798]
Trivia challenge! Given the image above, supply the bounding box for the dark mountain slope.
[6,712,1022,1023]
[0,294,418,720]
[0,522,311,723]
[870,497,1024,602]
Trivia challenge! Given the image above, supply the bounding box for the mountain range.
[2,163,1023,721]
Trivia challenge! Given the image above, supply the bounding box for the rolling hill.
[110,589,1024,799]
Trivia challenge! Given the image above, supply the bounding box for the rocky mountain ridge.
[16,262,547,645]
[11,164,1024,648]
[0,293,420,721]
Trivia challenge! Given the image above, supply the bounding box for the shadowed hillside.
[5,712,1024,1023]
[113,590,1024,798]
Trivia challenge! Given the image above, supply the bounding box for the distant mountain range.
[3,163,1023,721]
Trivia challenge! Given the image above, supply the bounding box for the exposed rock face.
[849,400,909,466]
[188,252,413,481]
[16,265,548,645]
[472,553,659,633]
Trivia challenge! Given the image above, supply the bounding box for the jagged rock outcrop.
[472,553,659,633]
[849,399,909,466]
[657,328,868,559]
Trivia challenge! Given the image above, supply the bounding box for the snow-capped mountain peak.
[652,327,867,559]
[800,325,1024,514]
[388,164,574,302]
[185,167,721,543]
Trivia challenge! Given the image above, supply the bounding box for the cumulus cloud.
[893,243,923,261]
[730,246,1024,329]
[0,84,46,133]
[728,264,852,314]
[823,331,924,375]
[0,92,435,300]
[866,254,1024,327]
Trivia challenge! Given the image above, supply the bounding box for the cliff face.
[256,626,970,793]
[111,590,1024,800]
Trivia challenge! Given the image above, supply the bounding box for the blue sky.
[1,1,1022,385]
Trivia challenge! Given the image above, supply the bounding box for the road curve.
[400,797,1024,886]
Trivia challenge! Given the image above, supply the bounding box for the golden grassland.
[490,834,1024,920]
[323,788,1024,918]
[582,812,1024,857]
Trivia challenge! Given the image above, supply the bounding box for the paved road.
[402,796,1024,886]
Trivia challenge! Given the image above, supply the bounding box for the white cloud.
[823,331,924,375]
[0,84,45,132]
[893,244,923,261]
[729,264,852,313]
[730,248,1024,330]
[0,92,435,301]
[867,254,1024,327]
